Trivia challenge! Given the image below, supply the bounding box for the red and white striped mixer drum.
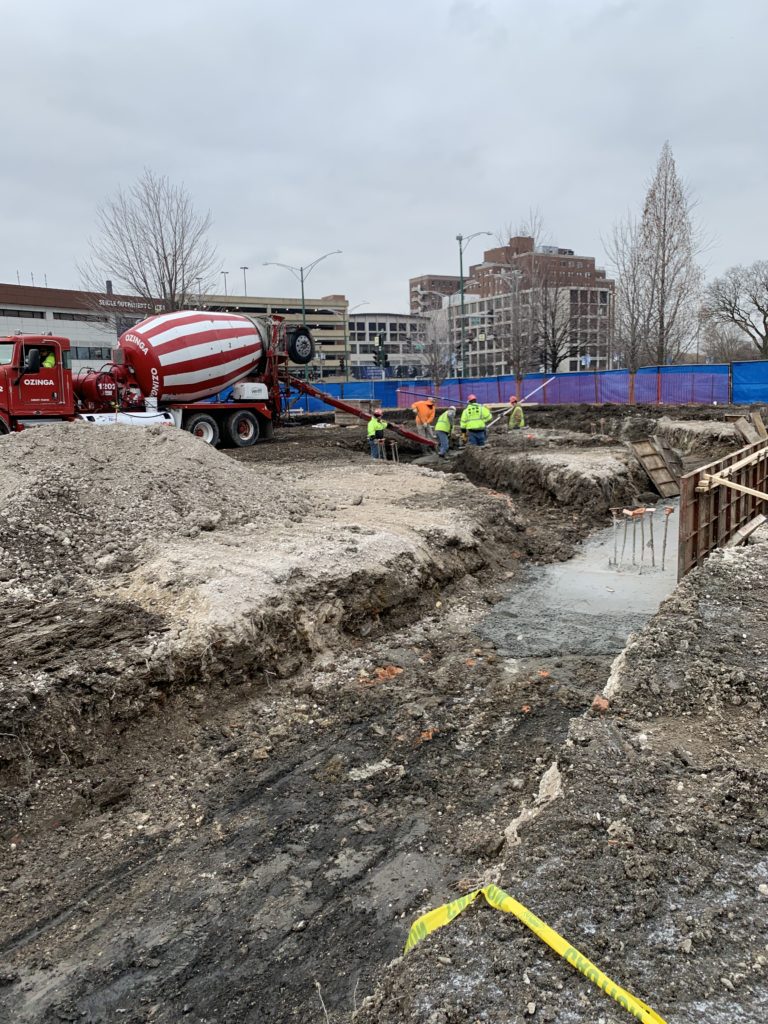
[119,311,265,403]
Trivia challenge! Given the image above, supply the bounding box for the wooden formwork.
[678,437,768,579]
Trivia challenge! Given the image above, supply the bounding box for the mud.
[0,416,761,1024]
[482,506,680,658]
[356,542,768,1024]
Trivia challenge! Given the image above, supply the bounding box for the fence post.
[629,371,635,405]
[594,370,600,404]
[656,368,662,405]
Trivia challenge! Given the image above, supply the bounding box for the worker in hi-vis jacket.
[367,408,388,459]
[434,406,456,457]
[460,394,492,446]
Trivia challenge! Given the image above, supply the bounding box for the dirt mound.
[654,416,740,457]
[0,423,310,596]
[0,429,526,774]
[453,441,642,517]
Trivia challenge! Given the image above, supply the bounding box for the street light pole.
[456,230,492,377]
[195,277,202,305]
[263,250,342,328]
[320,300,368,382]
[221,270,228,297]
[240,266,248,296]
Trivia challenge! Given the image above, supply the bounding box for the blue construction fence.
[286,361,768,413]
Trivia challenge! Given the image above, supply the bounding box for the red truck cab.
[0,335,75,433]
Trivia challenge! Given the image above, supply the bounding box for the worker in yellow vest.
[434,406,456,457]
[505,395,525,429]
[460,394,492,446]
[367,408,388,459]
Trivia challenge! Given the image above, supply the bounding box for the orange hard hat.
[467,394,477,402]
[509,395,519,403]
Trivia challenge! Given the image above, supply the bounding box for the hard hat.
[448,405,456,411]
[426,398,435,405]
[373,407,383,415]
[509,395,519,403]
[467,394,477,402]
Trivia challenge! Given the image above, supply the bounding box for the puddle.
[482,504,679,658]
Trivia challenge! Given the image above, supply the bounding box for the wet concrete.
[481,504,680,658]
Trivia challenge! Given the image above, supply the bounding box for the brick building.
[408,274,461,314]
[411,236,615,377]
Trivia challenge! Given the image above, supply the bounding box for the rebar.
[640,514,646,567]
[661,509,672,571]
[648,511,656,568]
[620,518,628,566]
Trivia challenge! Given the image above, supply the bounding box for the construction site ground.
[0,407,765,1024]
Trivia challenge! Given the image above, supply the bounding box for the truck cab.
[0,335,74,433]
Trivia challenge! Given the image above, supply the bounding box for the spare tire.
[287,327,315,365]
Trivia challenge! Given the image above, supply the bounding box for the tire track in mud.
[0,642,585,1023]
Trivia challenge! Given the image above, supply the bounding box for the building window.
[0,308,45,319]
[53,311,109,323]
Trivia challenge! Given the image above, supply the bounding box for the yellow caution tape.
[404,883,667,1024]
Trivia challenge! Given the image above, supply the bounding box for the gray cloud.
[2,0,766,309]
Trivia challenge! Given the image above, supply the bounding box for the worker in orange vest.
[411,397,436,439]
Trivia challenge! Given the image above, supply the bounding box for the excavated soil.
[446,431,645,520]
[0,416,759,1024]
[356,541,768,1024]
[0,424,529,774]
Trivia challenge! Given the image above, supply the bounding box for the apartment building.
[348,312,427,377]
[412,236,616,376]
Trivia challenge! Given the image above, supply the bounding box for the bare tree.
[639,142,703,364]
[699,318,758,363]
[493,276,538,380]
[604,213,650,371]
[703,261,768,357]
[421,308,454,386]
[605,143,703,368]
[532,269,576,372]
[515,207,547,245]
[81,169,218,311]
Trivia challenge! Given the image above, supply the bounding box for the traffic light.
[373,334,389,368]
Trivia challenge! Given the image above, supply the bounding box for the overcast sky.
[2,0,766,313]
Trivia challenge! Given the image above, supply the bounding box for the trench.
[481,502,680,662]
[0,458,687,1024]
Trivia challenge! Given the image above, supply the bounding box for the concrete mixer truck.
[0,309,437,450]
[0,311,317,448]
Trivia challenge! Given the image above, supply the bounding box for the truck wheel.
[226,410,260,447]
[287,327,315,365]
[185,413,220,446]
